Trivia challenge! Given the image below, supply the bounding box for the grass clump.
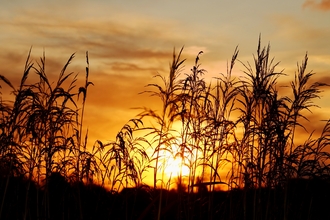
[0,37,330,219]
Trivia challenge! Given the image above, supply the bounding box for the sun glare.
[164,156,190,177]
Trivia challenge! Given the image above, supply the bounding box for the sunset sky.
[1,0,330,148]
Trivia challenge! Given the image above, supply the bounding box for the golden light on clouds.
[303,0,330,11]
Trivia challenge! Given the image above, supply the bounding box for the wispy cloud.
[303,0,330,11]
[1,5,199,61]
[1,0,330,146]
[271,14,329,41]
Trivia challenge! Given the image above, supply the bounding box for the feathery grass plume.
[141,47,184,186]
[0,48,34,219]
[0,38,330,219]
[95,119,149,193]
[76,51,94,182]
[138,47,185,220]
[233,37,289,219]
[0,49,85,219]
[31,52,79,219]
[237,37,284,188]
[208,46,239,189]
[288,53,328,154]
[179,50,206,192]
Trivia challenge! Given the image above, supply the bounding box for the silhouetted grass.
[0,38,330,219]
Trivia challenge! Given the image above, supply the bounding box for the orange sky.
[1,1,330,187]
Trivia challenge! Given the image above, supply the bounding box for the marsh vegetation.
[1,38,330,219]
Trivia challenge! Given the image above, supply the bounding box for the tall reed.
[0,38,329,219]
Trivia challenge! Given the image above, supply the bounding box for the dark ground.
[1,173,330,220]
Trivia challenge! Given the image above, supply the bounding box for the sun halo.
[164,156,190,178]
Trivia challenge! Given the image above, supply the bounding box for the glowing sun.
[164,156,190,177]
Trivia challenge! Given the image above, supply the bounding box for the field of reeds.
[1,38,330,220]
